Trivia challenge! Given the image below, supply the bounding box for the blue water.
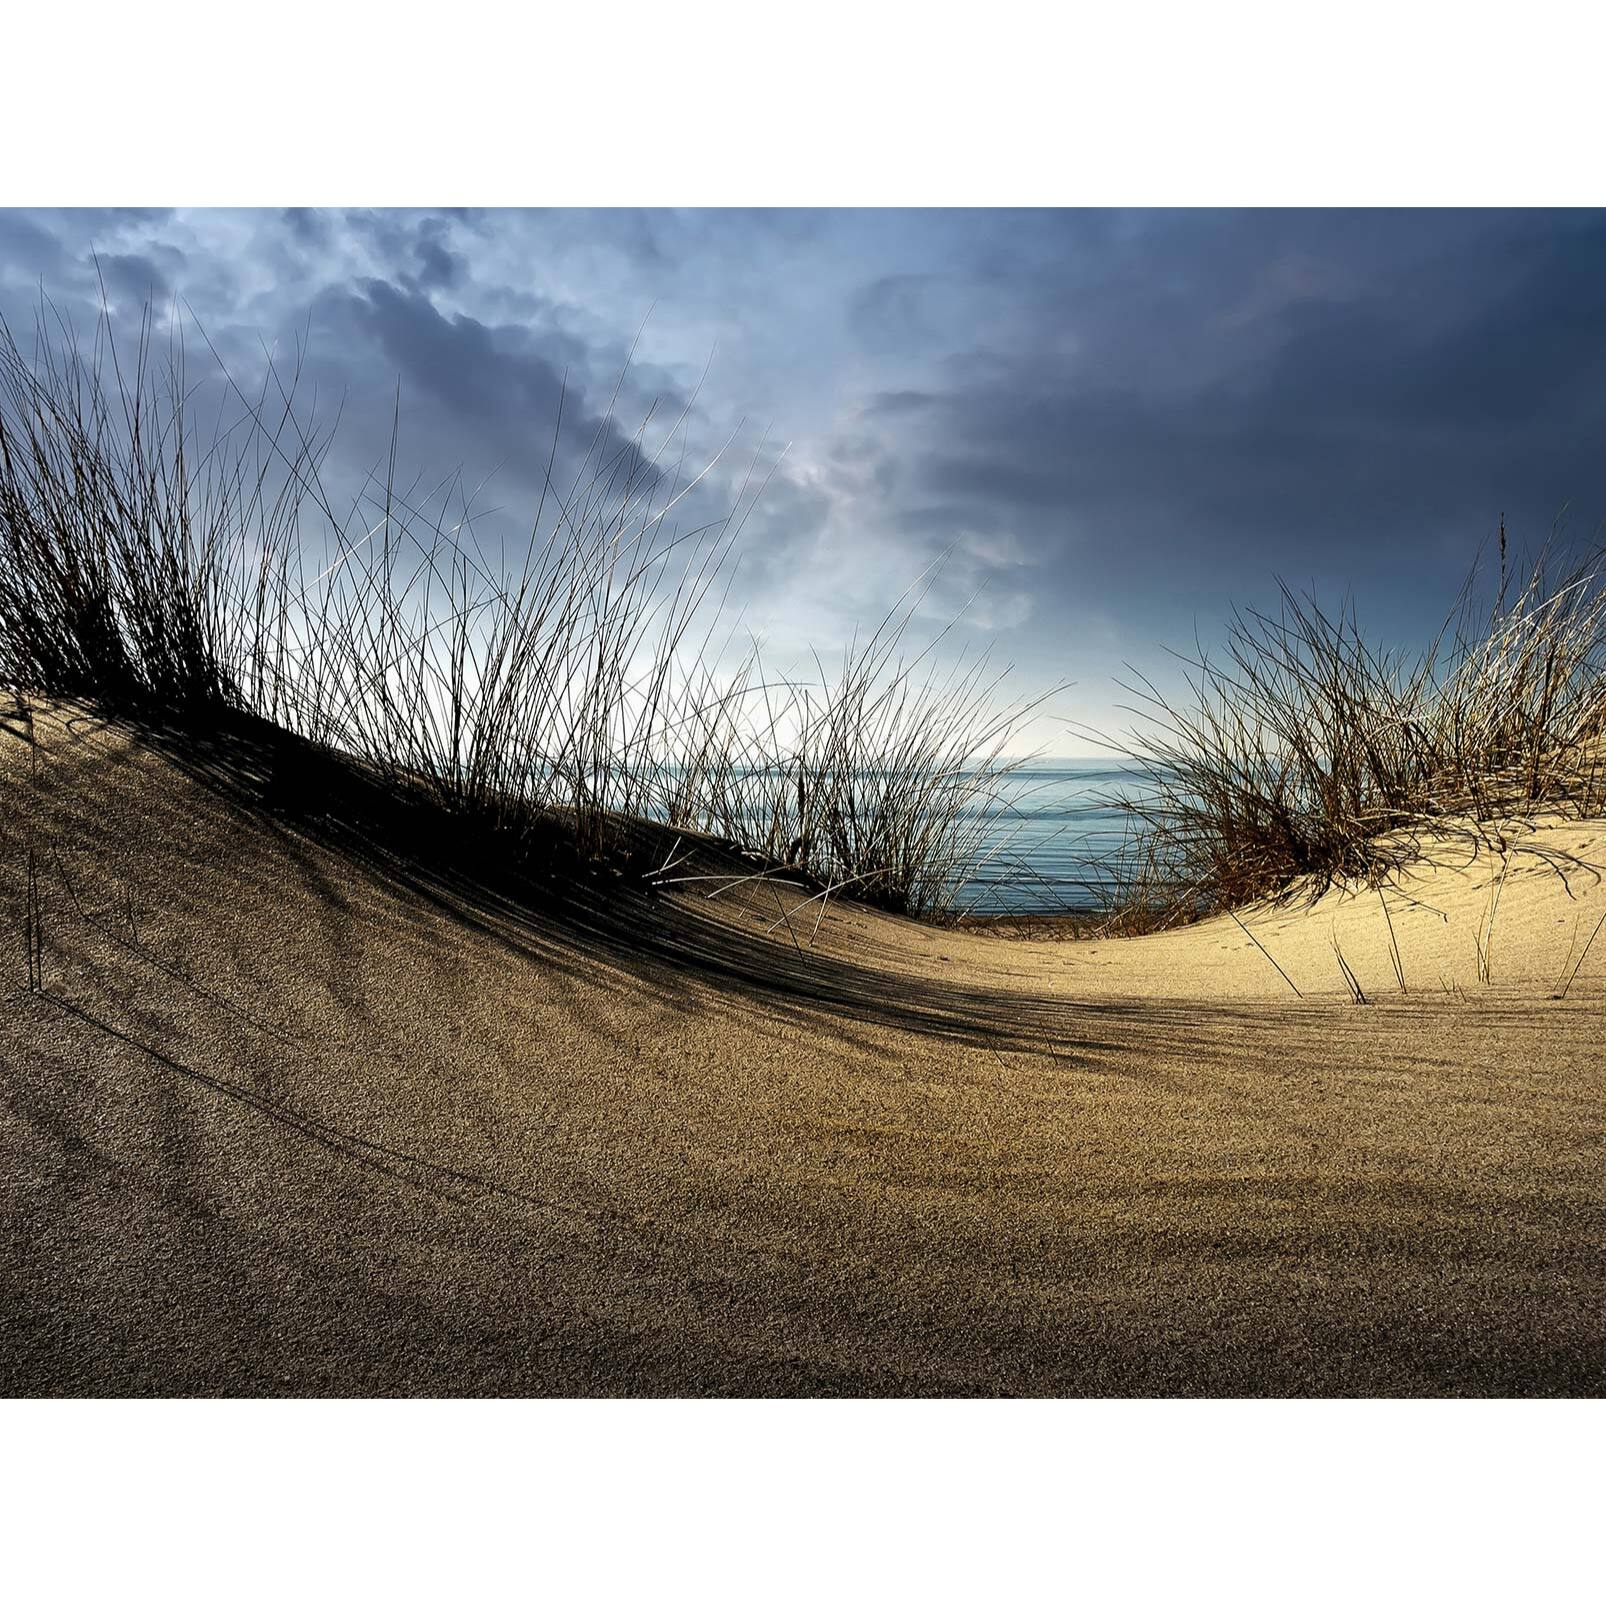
[950,759,1147,917]
[635,756,1153,917]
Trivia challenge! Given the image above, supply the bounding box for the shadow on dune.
[16,706,1554,1076]
[96,710,1235,1062]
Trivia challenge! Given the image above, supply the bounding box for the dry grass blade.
[1475,862,1507,986]
[1378,887,1407,993]
[1554,911,1606,1001]
[1228,908,1302,998]
[1330,926,1368,1005]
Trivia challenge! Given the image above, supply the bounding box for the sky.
[2,207,1604,752]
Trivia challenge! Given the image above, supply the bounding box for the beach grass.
[7,298,1604,932]
[1095,548,1606,930]
[0,300,1056,919]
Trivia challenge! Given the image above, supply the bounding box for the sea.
[949,758,1149,917]
[639,756,1157,917]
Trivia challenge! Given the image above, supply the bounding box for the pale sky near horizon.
[3,207,1604,754]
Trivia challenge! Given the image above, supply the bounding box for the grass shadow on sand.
[124,709,1257,1067]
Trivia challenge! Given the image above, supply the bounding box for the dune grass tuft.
[0,299,1052,920]
[1096,548,1606,930]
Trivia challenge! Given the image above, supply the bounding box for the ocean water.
[949,758,1149,916]
[637,756,1155,917]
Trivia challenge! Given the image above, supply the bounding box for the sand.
[2,702,1604,1396]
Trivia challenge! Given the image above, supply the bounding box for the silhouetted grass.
[0,298,1053,919]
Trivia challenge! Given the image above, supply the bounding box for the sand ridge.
[2,704,1604,1396]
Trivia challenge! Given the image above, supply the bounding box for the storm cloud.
[1,206,1602,739]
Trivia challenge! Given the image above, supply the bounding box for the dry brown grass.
[1094,549,1606,930]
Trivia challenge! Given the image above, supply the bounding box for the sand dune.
[3,703,1604,1396]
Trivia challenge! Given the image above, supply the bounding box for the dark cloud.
[412,217,462,290]
[849,274,935,355]
[97,251,174,306]
[281,207,327,246]
[0,211,69,283]
[288,274,715,561]
[2,206,1603,723]
[851,210,1606,647]
[332,278,571,425]
[334,209,469,295]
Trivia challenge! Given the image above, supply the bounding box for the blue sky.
[3,207,1604,750]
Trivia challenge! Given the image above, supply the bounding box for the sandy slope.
[2,703,1604,1396]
